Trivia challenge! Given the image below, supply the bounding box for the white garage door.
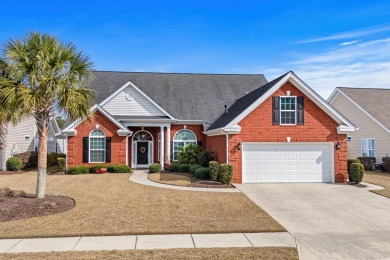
[242,143,333,183]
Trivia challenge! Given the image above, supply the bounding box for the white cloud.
[340,40,360,46]
[298,24,390,44]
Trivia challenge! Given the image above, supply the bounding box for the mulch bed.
[349,182,368,188]
[0,170,28,175]
[0,194,75,222]
[189,180,234,188]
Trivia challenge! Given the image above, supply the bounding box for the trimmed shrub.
[6,157,23,171]
[13,151,38,168]
[219,163,233,184]
[189,164,202,175]
[195,167,210,179]
[57,153,66,159]
[179,164,191,173]
[383,157,390,172]
[168,163,180,172]
[209,161,219,181]
[149,163,161,173]
[89,164,106,173]
[178,144,202,164]
[349,163,365,184]
[198,150,215,167]
[347,159,360,181]
[107,164,132,173]
[67,166,90,175]
[357,157,376,170]
[57,158,66,173]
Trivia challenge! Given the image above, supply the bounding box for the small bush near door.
[178,144,202,165]
[197,150,215,167]
[209,161,219,181]
[89,164,106,173]
[357,157,376,170]
[219,164,233,184]
[349,163,364,183]
[195,167,210,179]
[347,159,360,181]
[6,157,23,171]
[57,158,66,172]
[149,163,161,173]
[168,163,179,172]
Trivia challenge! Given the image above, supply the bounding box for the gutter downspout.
[224,132,229,164]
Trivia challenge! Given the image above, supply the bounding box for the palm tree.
[0,33,94,198]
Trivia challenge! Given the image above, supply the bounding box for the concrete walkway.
[236,183,390,260]
[129,170,239,192]
[0,232,295,253]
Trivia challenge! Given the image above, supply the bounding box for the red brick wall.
[207,81,348,183]
[67,111,127,167]
[205,135,227,164]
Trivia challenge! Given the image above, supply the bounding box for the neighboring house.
[62,71,355,183]
[0,118,65,170]
[328,87,390,162]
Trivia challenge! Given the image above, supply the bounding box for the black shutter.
[297,96,304,125]
[105,137,111,163]
[170,141,173,160]
[272,97,280,125]
[197,141,203,148]
[83,137,89,163]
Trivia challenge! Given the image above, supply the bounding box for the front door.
[137,142,149,165]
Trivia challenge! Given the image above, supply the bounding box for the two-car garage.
[242,143,334,183]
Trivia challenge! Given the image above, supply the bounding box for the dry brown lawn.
[364,171,390,198]
[148,172,196,186]
[0,247,298,260]
[0,172,284,238]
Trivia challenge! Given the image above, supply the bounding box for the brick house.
[62,71,356,183]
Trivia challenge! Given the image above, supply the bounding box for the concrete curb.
[129,170,240,192]
[0,232,295,254]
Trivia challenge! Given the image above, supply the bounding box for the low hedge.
[168,163,179,172]
[57,158,66,172]
[13,151,38,168]
[219,163,233,184]
[68,166,90,175]
[6,157,23,171]
[189,164,202,175]
[383,157,390,172]
[209,161,219,181]
[107,164,132,173]
[195,167,210,179]
[357,157,376,170]
[349,163,364,183]
[149,163,161,173]
[179,164,190,173]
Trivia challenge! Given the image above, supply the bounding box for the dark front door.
[137,142,149,165]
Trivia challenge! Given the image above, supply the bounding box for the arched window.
[173,129,197,161]
[133,130,153,141]
[89,129,105,163]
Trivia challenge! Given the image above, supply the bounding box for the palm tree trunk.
[36,125,48,198]
[0,120,7,171]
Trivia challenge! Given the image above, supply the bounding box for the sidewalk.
[0,232,295,253]
[130,170,239,192]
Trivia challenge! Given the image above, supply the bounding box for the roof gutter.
[203,125,241,136]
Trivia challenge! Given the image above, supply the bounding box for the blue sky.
[1,1,390,98]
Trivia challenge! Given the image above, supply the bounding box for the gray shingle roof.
[207,73,288,130]
[88,71,268,129]
[338,87,390,130]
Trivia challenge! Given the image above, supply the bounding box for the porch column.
[160,126,165,169]
[166,126,171,162]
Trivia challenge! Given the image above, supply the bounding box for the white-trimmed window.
[280,97,296,125]
[89,129,105,163]
[361,138,375,157]
[173,129,197,161]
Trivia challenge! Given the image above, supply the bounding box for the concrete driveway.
[235,183,390,259]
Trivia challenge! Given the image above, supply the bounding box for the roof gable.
[329,87,390,133]
[206,72,355,133]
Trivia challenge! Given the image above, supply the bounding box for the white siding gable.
[102,85,166,116]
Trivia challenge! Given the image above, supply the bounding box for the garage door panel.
[243,143,332,183]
